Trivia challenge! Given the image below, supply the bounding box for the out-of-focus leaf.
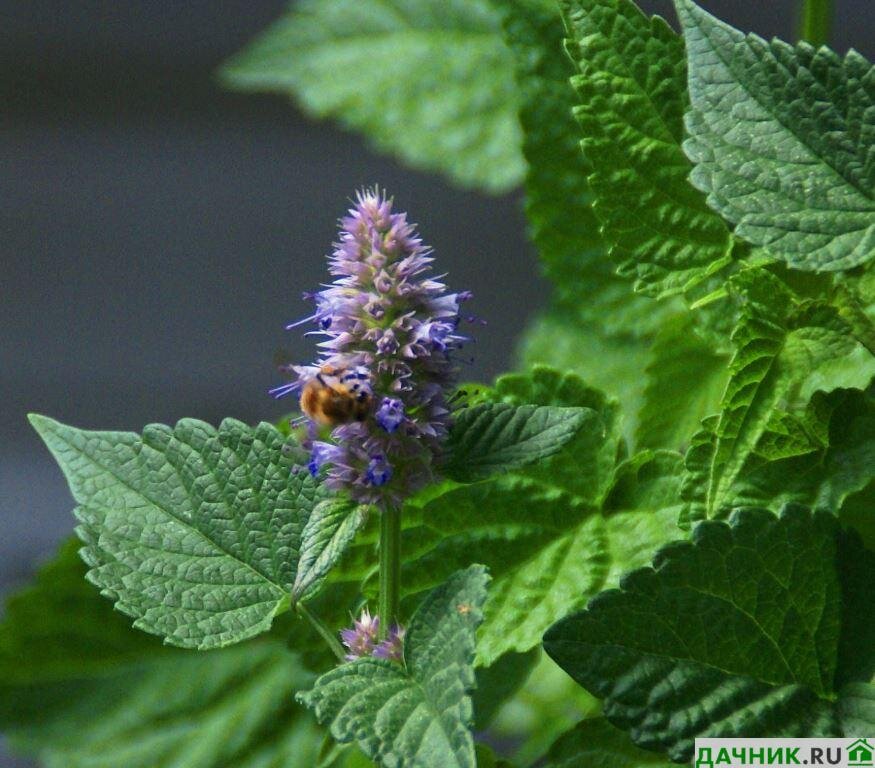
[223,0,524,192]
[0,540,323,768]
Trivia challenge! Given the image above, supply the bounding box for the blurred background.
[1,1,872,764]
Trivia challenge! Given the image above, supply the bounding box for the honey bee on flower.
[299,364,374,426]
[270,188,474,506]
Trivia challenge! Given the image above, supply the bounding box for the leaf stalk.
[296,602,345,661]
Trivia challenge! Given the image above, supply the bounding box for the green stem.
[296,602,345,661]
[799,0,833,46]
[378,504,402,639]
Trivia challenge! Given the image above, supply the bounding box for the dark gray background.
[1,1,872,765]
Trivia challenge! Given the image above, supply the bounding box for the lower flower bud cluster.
[339,608,405,663]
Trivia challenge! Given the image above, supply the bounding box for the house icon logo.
[848,738,874,767]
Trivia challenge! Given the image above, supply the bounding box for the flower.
[272,188,473,506]
[307,441,340,477]
[373,624,405,663]
[375,397,404,433]
[339,609,405,664]
[339,608,380,661]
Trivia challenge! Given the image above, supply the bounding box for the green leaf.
[561,0,733,298]
[544,717,673,768]
[544,506,875,760]
[675,0,875,270]
[600,450,687,585]
[0,540,322,768]
[294,500,369,602]
[399,452,683,666]
[222,0,523,193]
[753,388,875,512]
[840,481,875,551]
[299,566,489,768]
[443,403,592,482]
[682,384,875,528]
[407,476,609,667]
[485,366,622,505]
[517,312,651,438]
[702,269,864,518]
[30,414,359,649]
[499,0,670,338]
[833,283,875,356]
[636,314,728,451]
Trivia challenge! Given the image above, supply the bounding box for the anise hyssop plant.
[5,0,873,766]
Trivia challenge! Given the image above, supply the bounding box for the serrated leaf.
[443,403,592,482]
[636,314,728,451]
[299,566,489,768]
[676,0,875,270]
[294,500,369,602]
[544,506,875,760]
[544,717,673,768]
[470,481,610,666]
[222,0,523,193]
[752,388,875,512]
[561,0,733,298]
[703,269,864,518]
[499,0,670,339]
[683,385,875,531]
[399,452,682,666]
[385,369,641,664]
[30,414,360,649]
[0,540,322,768]
[485,366,622,504]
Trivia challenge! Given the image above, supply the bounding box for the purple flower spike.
[376,398,405,433]
[271,188,474,506]
[374,624,406,663]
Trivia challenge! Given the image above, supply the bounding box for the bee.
[300,364,373,426]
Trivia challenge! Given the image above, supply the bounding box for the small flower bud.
[339,609,405,664]
[374,625,405,663]
[339,608,380,661]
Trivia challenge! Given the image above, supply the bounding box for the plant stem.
[378,504,402,639]
[799,0,833,47]
[296,602,345,661]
